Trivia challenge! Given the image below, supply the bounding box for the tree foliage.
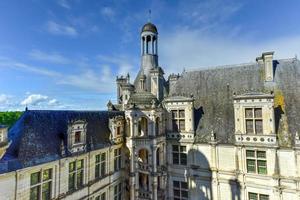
[0,112,23,128]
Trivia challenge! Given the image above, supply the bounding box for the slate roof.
[169,58,300,145]
[0,110,123,173]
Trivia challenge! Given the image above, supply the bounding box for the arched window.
[155,117,160,136]
[138,117,148,136]
[156,148,160,166]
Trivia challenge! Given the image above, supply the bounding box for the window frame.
[114,182,122,200]
[171,109,186,132]
[114,148,122,171]
[248,192,269,200]
[30,168,52,200]
[68,159,84,191]
[246,150,267,175]
[173,180,188,200]
[172,145,187,166]
[95,152,107,179]
[245,107,263,134]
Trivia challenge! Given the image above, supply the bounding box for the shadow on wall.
[188,148,212,200]
[229,179,241,200]
[187,149,242,200]
[274,105,284,134]
[194,106,204,133]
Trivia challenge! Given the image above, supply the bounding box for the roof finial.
[148,9,151,22]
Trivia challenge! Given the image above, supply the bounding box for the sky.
[0,0,300,111]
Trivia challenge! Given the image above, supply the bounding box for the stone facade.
[0,22,300,200]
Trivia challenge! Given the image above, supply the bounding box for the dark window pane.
[254,108,262,118]
[181,182,188,189]
[42,182,51,200]
[173,189,180,196]
[95,164,100,178]
[172,145,179,152]
[101,153,106,161]
[173,181,180,188]
[77,171,83,187]
[43,169,52,181]
[172,120,178,132]
[246,120,254,134]
[179,120,185,131]
[259,194,269,200]
[245,108,253,118]
[31,172,40,185]
[75,131,81,143]
[173,153,179,164]
[179,110,185,118]
[249,192,258,200]
[101,162,106,176]
[77,160,83,169]
[68,173,75,190]
[246,150,255,158]
[101,193,106,200]
[257,151,266,159]
[69,162,75,172]
[172,111,177,119]
[255,120,263,134]
[181,153,187,165]
[247,159,256,173]
[180,146,186,152]
[257,160,267,174]
[96,155,100,163]
[30,186,40,200]
[181,190,188,198]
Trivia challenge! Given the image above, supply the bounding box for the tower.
[125,22,167,200]
[134,23,165,101]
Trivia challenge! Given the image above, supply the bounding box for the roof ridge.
[185,61,257,73]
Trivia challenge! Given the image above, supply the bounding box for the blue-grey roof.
[0,110,123,173]
[169,58,300,146]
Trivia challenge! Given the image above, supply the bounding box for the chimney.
[261,51,274,82]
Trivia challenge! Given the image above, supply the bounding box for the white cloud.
[29,50,70,64]
[46,21,78,37]
[57,0,71,9]
[160,28,300,75]
[0,94,11,104]
[21,94,49,106]
[101,7,116,21]
[48,99,60,106]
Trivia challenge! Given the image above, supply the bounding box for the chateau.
[0,22,300,200]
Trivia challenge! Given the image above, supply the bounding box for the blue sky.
[0,0,300,111]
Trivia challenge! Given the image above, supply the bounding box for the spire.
[148,9,151,22]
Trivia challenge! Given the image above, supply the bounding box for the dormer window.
[233,92,276,146]
[109,115,124,143]
[67,120,87,154]
[245,108,263,134]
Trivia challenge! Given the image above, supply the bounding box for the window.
[172,145,187,165]
[114,183,122,200]
[75,131,81,143]
[95,192,106,200]
[246,150,267,174]
[30,169,52,200]
[173,181,188,200]
[245,108,263,134]
[116,126,121,136]
[68,159,84,191]
[114,148,122,171]
[95,152,106,178]
[171,110,185,132]
[248,192,269,200]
